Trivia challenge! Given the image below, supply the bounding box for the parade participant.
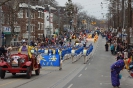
[83,47,87,64]
[94,36,96,43]
[83,42,86,47]
[35,42,42,51]
[111,59,125,88]
[105,42,109,51]
[71,47,76,63]
[44,47,48,55]
[48,47,53,55]
[52,48,56,55]
[19,42,28,52]
[58,48,62,61]
[18,41,33,58]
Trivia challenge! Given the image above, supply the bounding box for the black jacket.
[0,47,6,56]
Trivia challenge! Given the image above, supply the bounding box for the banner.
[40,54,60,67]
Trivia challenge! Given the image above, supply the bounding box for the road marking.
[0,79,21,87]
[85,67,87,70]
[100,83,102,85]
[102,83,111,84]
[100,83,111,85]
[101,75,110,77]
[100,83,126,85]
[78,74,82,77]
[67,84,73,88]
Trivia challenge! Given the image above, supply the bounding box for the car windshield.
[10,51,28,55]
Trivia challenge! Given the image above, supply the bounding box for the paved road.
[64,36,133,88]
[1,36,132,88]
[0,37,96,88]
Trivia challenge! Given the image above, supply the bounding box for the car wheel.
[12,73,16,76]
[26,67,32,79]
[0,67,6,79]
[35,68,40,75]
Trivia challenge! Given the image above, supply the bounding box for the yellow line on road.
[0,79,21,87]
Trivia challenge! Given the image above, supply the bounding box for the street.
[0,0,133,88]
[0,36,133,88]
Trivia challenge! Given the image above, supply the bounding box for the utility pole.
[122,0,124,28]
[28,0,31,45]
[107,13,109,31]
[48,0,51,37]
[112,1,116,29]
[0,6,2,46]
[117,0,119,29]
[58,8,60,34]
[127,0,132,45]
[121,0,124,41]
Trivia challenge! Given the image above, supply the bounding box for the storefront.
[2,26,11,45]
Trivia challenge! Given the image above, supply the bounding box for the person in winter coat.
[111,59,125,88]
[105,42,109,51]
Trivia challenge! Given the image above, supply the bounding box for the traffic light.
[82,20,87,24]
[84,20,87,24]
[91,22,96,25]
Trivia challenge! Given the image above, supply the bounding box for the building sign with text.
[3,26,11,34]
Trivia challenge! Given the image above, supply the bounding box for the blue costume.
[111,59,125,87]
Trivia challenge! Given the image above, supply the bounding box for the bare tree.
[0,0,11,6]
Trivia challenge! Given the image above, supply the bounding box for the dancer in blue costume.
[111,59,125,88]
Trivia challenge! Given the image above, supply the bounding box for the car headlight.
[20,58,25,63]
[7,59,10,63]
[0,57,5,62]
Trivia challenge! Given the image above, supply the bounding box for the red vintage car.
[0,51,41,79]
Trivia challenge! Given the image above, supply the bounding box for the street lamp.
[43,4,51,38]
[87,18,91,30]
[48,4,51,37]
[27,0,31,45]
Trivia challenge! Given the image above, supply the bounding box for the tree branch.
[0,0,11,6]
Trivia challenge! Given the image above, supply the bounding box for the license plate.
[12,64,18,67]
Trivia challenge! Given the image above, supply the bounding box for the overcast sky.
[56,0,109,19]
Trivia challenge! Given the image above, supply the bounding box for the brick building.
[1,3,45,45]
[18,3,44,40]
